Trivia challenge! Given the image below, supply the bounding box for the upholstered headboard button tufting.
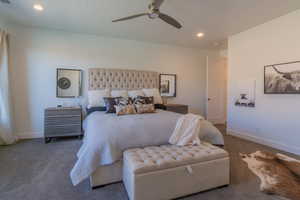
[88,68,159,90]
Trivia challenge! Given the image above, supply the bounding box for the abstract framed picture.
[159,74,176,97]
[56,68,82,98]
[264,61,300,94]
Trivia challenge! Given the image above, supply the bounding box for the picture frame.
[264,61,300,94]
[234,79,256,108]
[56,68,82,98]
[159,74,176,97]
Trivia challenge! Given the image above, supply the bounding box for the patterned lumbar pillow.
[135,104,155,114]
[115,97,136,116]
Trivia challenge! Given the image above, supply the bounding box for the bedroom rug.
[241,151,300,200]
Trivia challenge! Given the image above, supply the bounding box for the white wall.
[228,9,300,155]
[7,24,209,138]
[0,18,7,30]
[219,50,228,58]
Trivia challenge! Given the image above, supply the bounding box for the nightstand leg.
[45,137,51,144]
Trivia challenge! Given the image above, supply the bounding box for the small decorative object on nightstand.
[44,107,82,143]
[165,104,188,114]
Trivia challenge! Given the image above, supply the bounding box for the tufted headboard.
[88,68,159,90]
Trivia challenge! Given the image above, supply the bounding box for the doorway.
[206,53,228,125]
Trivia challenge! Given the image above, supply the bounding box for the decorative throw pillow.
[142,88,163,104]
[133,96,146,105]
[114,97,136,116]
[133,96,154,105]
[144,96,154,104]
[115,97,133,106]
[88,89,110,108]
[103,97,120,113]
[135,104,155,114]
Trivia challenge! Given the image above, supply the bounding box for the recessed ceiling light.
[33,4,44,11]
[197,33,204,38]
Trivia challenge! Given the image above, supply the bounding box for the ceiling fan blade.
[159,13,182,29]
[0,0,10,4]
[152,0,165,9]
[112,13,148,22]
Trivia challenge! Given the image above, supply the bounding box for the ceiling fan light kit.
[112,0,182,29]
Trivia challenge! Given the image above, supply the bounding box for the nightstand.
[165,104,188,114]
[44,107,82,143]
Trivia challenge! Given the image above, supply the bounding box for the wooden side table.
[165,104,188,114]
[44,107,82,143]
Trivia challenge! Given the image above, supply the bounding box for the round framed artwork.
[58,77,71,90]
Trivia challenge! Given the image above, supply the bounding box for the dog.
[240,151,300,200]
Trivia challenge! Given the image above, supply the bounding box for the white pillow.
[111,90,128,98]
[88,89,110,108]
[142,88,163,104]
[128,90,145,98]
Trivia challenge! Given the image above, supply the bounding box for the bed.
[70,68,224,188]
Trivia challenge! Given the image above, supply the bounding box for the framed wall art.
[159,74,176,97]
[235,79,256,108]
[264,61,300,94]
[56,68,82,98]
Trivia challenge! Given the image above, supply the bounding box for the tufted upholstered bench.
[123,142,230,200]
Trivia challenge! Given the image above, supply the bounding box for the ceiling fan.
[112,0,182,29]
[0,0,10,4]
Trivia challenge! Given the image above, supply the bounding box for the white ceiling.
[1,0,300,48]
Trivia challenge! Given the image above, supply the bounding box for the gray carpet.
[0,125,299,200]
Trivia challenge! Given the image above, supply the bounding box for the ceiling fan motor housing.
[148,12,159,19]
[148,3,160,19]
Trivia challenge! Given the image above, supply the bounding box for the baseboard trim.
[227,129,300,156]
[16,132,43,139]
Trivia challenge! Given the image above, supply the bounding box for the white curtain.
[0,29,16,145]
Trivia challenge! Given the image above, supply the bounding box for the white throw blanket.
[169,114,203,146]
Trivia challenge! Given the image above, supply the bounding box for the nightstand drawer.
[45,109,81,117]
[45,124,81,136]
[45,116,81,126]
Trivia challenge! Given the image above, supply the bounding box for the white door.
[206,56,227,124]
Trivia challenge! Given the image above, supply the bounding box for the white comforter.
[70,110,224,186]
